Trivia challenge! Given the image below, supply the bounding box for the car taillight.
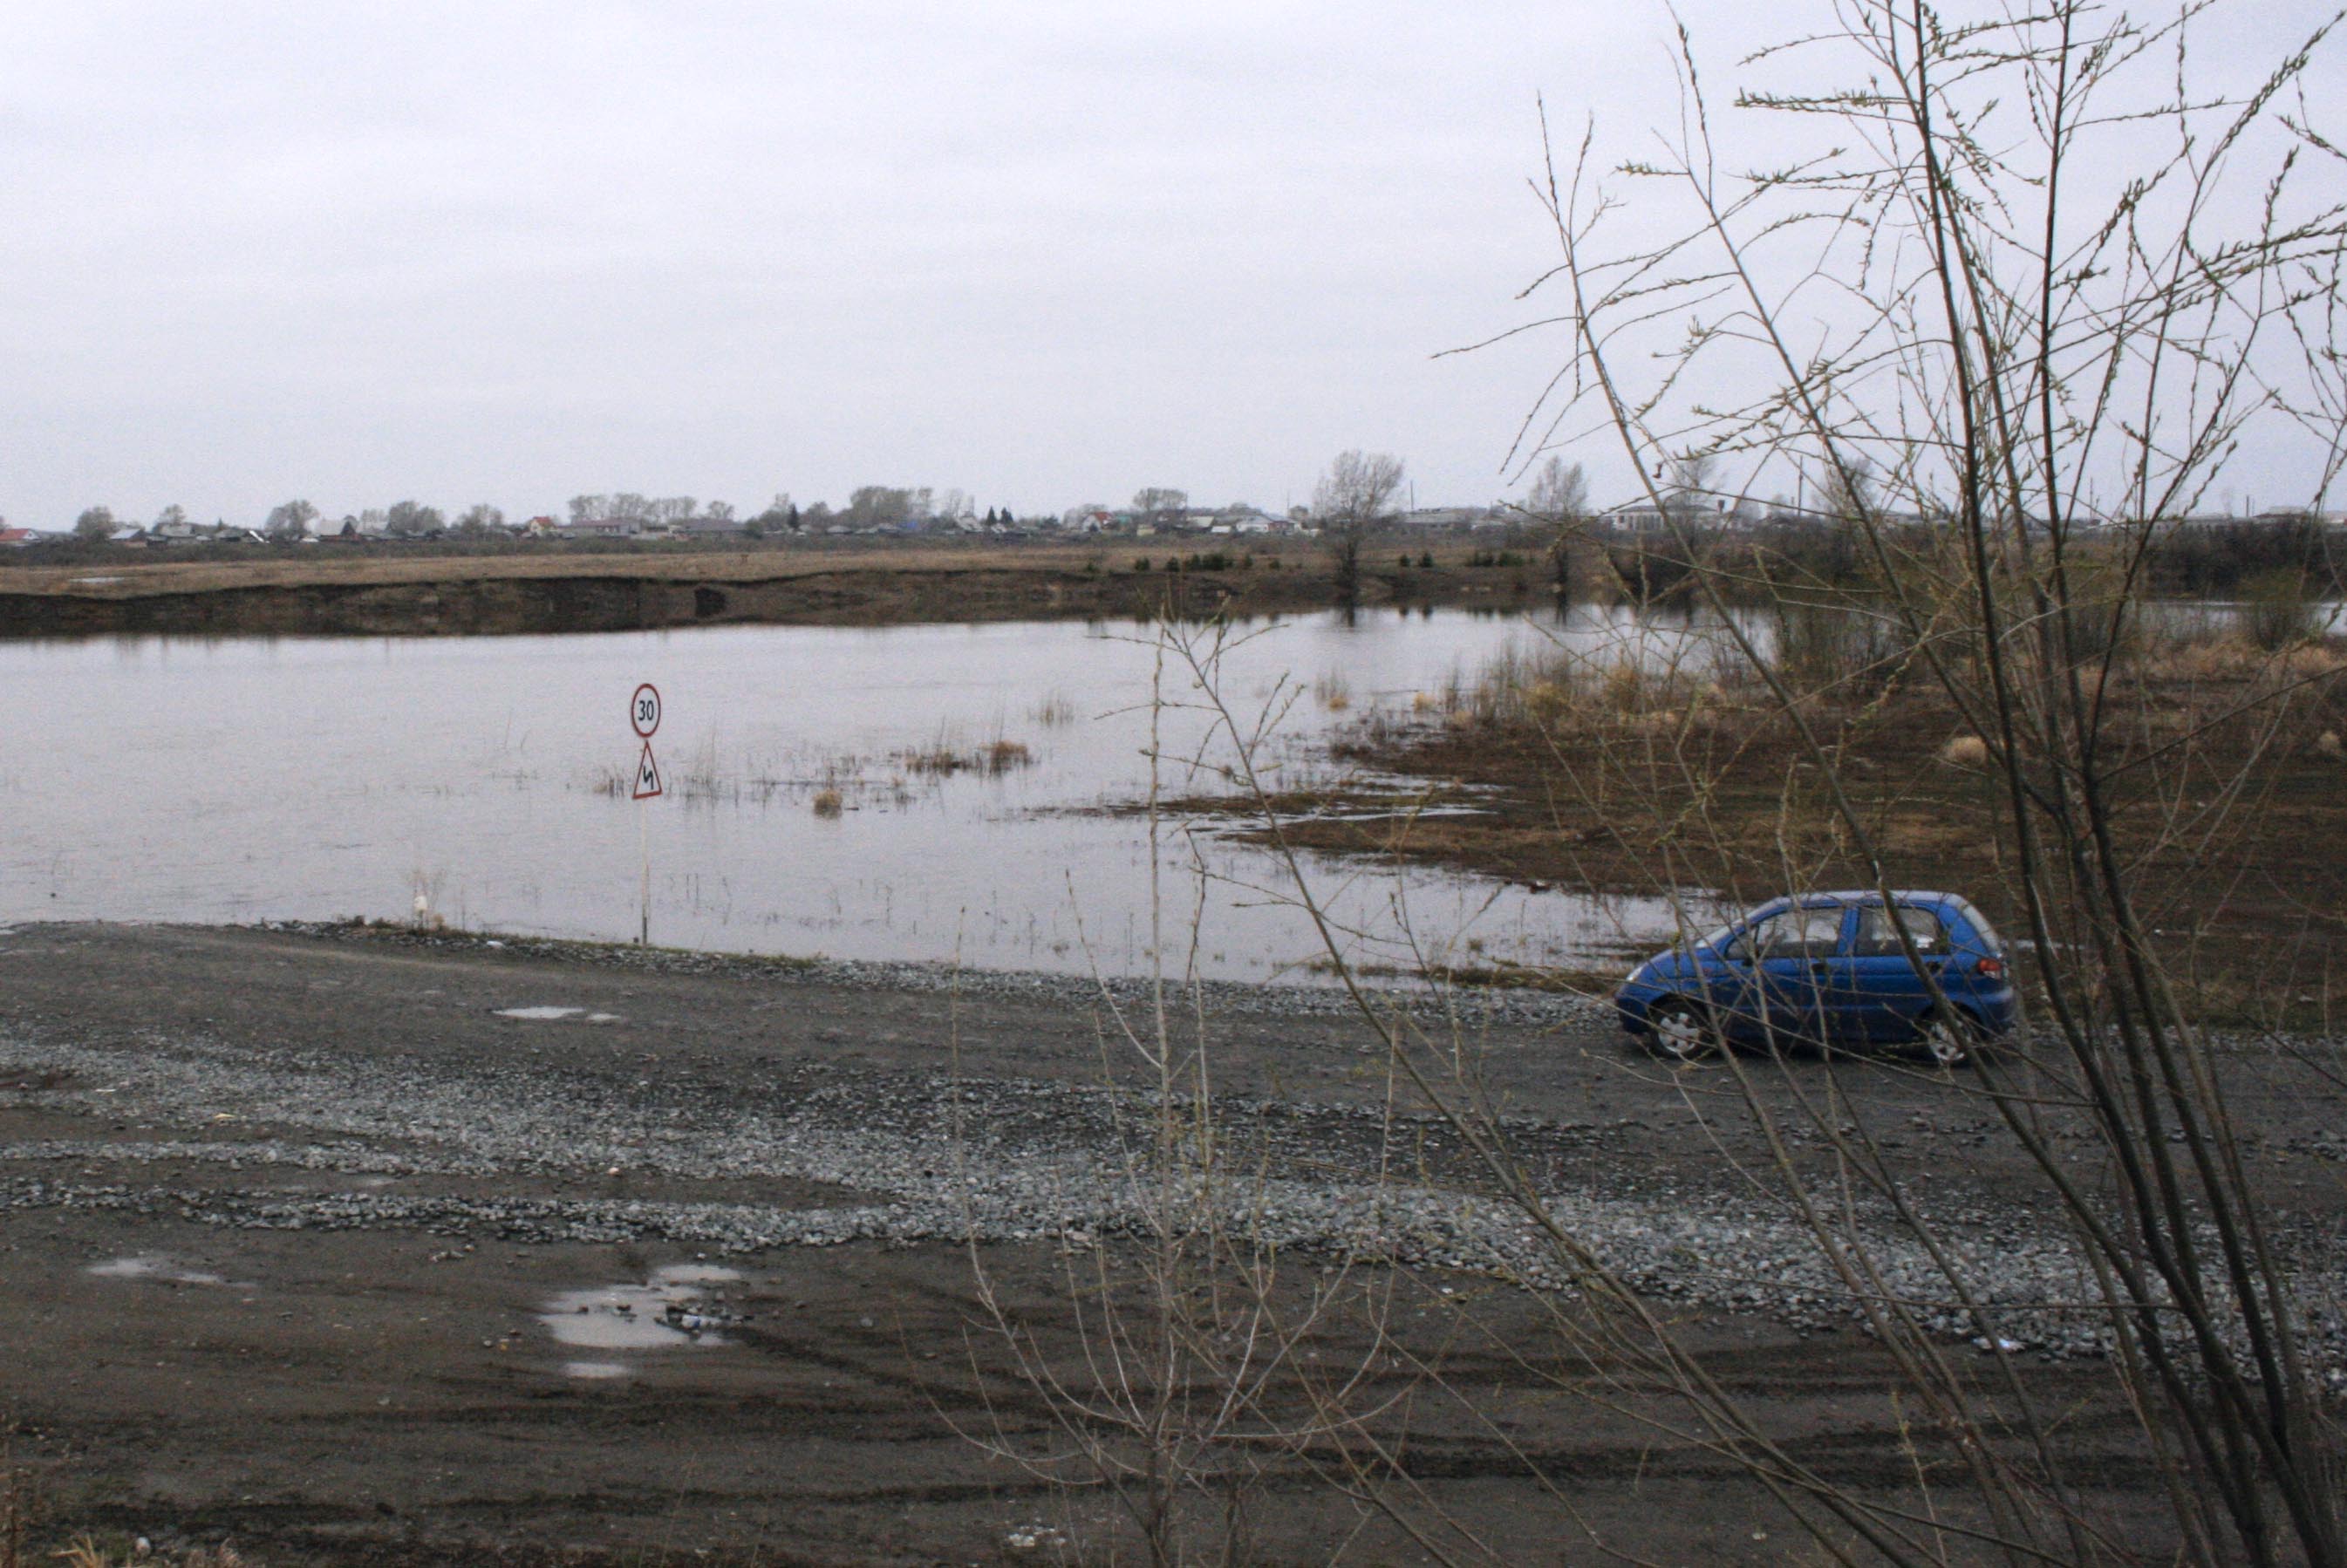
[1975,956,2006,979]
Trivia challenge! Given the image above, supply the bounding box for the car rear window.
[1953,898,2007,955]
[1855,905,1948,958]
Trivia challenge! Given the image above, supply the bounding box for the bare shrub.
[1372,3,2347,1561]
[2243,570,2322,651]
[955,623,1408,1563]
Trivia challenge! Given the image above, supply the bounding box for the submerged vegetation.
[583,726,1040,812]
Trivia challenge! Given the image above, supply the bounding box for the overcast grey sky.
[3,3,2337,527]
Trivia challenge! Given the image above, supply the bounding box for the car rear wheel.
[1647,998,1717,1062]
[1918,1009,1985,1068]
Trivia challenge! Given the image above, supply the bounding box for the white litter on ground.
[89,1256,230,1286]
[562,1360,630,1380]
[494,1006,623,1022]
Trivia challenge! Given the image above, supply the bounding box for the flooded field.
[8,607,1725,984]
[9,598,2307,985]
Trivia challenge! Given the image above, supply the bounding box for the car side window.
[1853,905,1948,958]
[1739,906,1845,960]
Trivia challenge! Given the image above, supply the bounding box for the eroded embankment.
[0,567,1262,637]
[0,556,1545,637]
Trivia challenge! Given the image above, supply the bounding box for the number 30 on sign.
[630,684,663,799]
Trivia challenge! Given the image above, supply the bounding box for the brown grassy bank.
[1191,631,2347,1026]
[0,540,1552,638]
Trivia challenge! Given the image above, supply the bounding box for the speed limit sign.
[630,683,662,739]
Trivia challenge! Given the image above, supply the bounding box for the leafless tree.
[1312,449,1405,604]
[1132,487,1189,526]
[1524,454,1590,589]
[846,486,918,528]
[264,500,318,540]
[385,500,443,536]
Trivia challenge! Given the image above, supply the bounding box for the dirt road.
[3,924,2339,1563]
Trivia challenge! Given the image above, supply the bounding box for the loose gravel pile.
[5,982,2344,1387]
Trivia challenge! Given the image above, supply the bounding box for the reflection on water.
[540,1265,746,1352]
[10,606,1759,983]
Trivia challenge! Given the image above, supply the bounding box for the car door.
[1730,903,1846,1046]
[1830,903,1953,1043]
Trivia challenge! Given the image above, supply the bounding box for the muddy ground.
[3,924,2342,1564]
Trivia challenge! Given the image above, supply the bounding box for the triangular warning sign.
[632,740,664,800]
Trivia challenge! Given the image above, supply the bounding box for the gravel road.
[3,921,2342,1563]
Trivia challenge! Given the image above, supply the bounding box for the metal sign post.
[630,684,663,944]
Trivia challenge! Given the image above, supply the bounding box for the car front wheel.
[1646,998,1718,1063]
[1918,1009,1985,1068]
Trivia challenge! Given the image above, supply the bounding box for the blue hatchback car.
[1615,891,2017,1065]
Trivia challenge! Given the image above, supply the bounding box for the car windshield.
[1688,922,1737,953]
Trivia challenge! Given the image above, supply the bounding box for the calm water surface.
[8,608,1742,983]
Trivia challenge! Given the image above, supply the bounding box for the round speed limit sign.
[630,683,662,739]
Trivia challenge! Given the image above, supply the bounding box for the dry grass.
[898,736,1035,777]
[1312,671,1353,712]
[1431,640,1749,732]
[2137,631,2347,685]
[1030,692,1080,727]
[1939,733,1989,767]
[52,1539,253,1568]
[810,787,843,818]
[2,1455,26,1568]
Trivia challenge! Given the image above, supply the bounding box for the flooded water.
[540,1265,747,1360]
[10,606,1768,983]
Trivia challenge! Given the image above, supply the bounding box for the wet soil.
[3,924,2339,1564]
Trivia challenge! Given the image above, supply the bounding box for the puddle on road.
[89,1255,232,1286]
[495,1006,622,1023]
[540,1265,747,1363]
